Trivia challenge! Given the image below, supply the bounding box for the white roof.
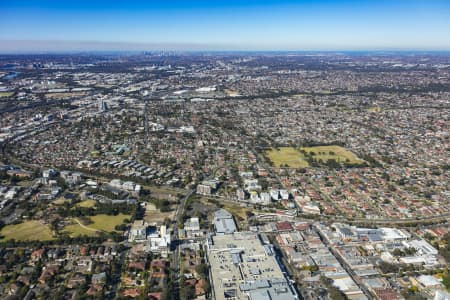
[417,275,441,287]
[332,276,359,292]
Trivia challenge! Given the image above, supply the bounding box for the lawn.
[266,147,309,168]
[64,214,131,237]
[53,198,70,205]
[301,145,364,165]
[89,214,130,232]
[44,92,86,100]
[367,106,383,113]
[0,92,14,98]
[64,222,98,237]
[266,146,364,168]
[76,199,96,208]
[0,221,54,241]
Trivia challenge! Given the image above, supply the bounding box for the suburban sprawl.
[0,52,449,300]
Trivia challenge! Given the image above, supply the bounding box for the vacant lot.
[0,221,54,241]
[222,203,253,221]
[146,185,186,200]
[266,146,364,168]
[199,198,253,221]
[144,203,175,225]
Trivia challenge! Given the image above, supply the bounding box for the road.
[172,188,195,299]
[270,235,304,299]
[107,247,127,300]
[314,225,373,300]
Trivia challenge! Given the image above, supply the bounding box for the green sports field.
[266,146,364,168]
[64,214,130,237]
[76,199,97,208]
[0,221,55,241]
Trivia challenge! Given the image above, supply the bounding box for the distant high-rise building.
[99,100,108,112]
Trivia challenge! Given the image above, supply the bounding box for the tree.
[195,263,209,278]
[443,274,450,290]
[328,286,347,300]
[0,170,9,180]
[56,176,68,190]
[378,261,399,274]
[9,175,20,184]
[393,248,404,257]
[439,233,450,263]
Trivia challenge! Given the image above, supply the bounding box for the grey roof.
[367,233,383,241]
[240,280,270,291]
[251,269,261,275]
[249,290,271,300]
[263,245,274,256]
[340,227,354,237]
[271,278,289,285]
[215,218,237,234]
[214,209,237,234]
[249,287,297,300]
[214,208,233,219]
[92,272,106,281]
[224,289,237,298]
[269,287,296,300]
[232,253,242,264]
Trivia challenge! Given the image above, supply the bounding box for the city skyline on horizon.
[1,0,450,52]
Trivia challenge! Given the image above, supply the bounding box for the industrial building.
[207,231,298,300]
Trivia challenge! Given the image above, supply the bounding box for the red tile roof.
[276,221,294,232]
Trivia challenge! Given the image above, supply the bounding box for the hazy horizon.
[3,41,450,55]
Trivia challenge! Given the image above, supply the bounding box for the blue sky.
[1,0,450,51]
